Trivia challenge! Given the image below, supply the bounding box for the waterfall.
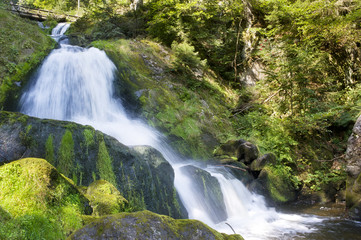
[20,23,324,239]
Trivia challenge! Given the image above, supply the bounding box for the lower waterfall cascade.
[19,23,361,240]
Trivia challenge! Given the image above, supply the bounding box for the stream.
[19,23,361,240]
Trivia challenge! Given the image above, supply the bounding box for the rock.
[222,161,254,186]
[85,180,128,216]
[0,158,92,238]
[237,141,259,164]
[180,165,227,223]
[345,115,361,220]
[0,111,186,219]
[346,115,361,177]
[130,146,188,218]
[250,153,277,172]
[68,210,244,240]
[251,166,297,205]
[213,139,245,161]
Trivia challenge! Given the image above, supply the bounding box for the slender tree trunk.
[234,19,242,82]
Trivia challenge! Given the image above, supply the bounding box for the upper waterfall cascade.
[20,23,331,240]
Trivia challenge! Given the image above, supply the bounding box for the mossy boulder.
[0,111,186,219]
[250,165,298,205]
[180,165,227,223]
[0,9,56,110]
[0,158,92,239]
[250,153,277,172]
[68,210,244,240]
[213,139,259,164]
[85,180,128,216]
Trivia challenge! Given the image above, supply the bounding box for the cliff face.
[345,115,361,220]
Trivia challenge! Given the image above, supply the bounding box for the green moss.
[0,158,90,239]
[0,111,28,125]
[58,130,75,177]
[19,124,36,149]
[261,166,298,203]
[86,180,128,216]
[83,128,95,148]
[96,138,116,186]
[45,134,55,165]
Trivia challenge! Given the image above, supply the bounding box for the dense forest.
[1,0,361,239]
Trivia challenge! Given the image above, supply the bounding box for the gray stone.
[68,210,243,240]
[250,153,276,172]
[344,114,361,220]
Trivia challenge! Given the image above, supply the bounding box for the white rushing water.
[20,23,324,239]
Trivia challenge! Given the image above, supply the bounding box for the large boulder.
[0,111,186,219]
[249,165,298,205]
[180,165,227,223]
[345,115,361,220]
[68,210,244,240]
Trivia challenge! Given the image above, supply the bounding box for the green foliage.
[171,41,206,72]
[58,130,75,177]
[45,134,55,165]
[147,0,244,83]
[232,0,361,193]
[303,165,347,192]
[96,138,116,186]
[68,1,146,43]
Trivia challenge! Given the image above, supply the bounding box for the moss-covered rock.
[251,165,298,205]
[213,139,259,164]
[0,158,92,239]
[0,9,56,110]
[250,153,277,172]
[85,180,128,216]
[0,111,187,219]
[68,210,244,240]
